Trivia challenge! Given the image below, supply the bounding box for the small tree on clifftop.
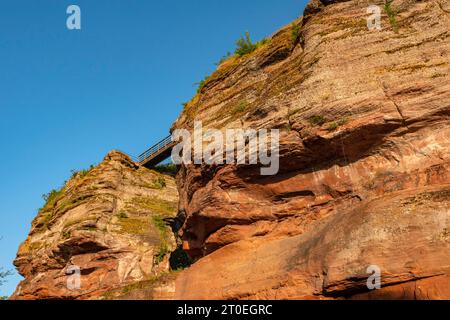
[235,31,257,56]
[0,237,12,300]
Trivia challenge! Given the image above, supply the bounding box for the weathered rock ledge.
[11,151,178,300]
[171,0,450,299]
[12,0,450,300]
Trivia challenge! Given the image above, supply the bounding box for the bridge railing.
[137,135,173,164]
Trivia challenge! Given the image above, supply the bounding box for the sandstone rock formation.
[11,151,178,300]
[171,0,450,299]
[12,0,450,300]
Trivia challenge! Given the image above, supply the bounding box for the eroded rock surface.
[172,0,450,299]
[11,0,450,300]
[11,151,178,300]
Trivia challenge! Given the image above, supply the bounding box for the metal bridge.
[137,135,176,168]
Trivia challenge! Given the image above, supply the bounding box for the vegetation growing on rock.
[11,151,180,300]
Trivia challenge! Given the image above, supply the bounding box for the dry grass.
[117,216,152,236]
[128,196,177,216]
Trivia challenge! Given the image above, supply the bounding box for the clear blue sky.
[0,0,308,297]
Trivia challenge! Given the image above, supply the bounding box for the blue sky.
[0,0,307,296]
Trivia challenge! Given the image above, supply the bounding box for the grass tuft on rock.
[309,115,327,126]
[327,121,339,131]
[232,101,248,115]
[384,0,399,33]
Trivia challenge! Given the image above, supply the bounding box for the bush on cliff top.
[153,215,169,264]
[235,31,256,56]
[40,164,94,213]
[291,23,301,45]
[42,189,63,207]
[194,32,269,94]
[150,176,166,190]
[195,74,210,94]
[235,31,268,57]
[70,165,94,180]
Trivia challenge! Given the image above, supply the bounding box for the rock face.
[11,151,178,300]
[172,0,450,299]
[12,0,450,300]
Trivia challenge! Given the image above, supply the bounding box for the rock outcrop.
[11,151,178,300]
[12,0,450,300]
[171,0,450,299]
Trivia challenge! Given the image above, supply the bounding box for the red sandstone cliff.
[171,0,450,299]
[11,0,450,300]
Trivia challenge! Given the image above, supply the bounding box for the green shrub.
[338,117,349,126]
[152,215,167,234]
[153,216,169,264]
[384,0,399,33]
[154,246,168,264]
[235,31,256,56]
[40,213,53,226]
[197,32,268,93]
[154,176,167,189]
[0,238,12,290]
[62,230,71,239]
[232,101,248,114]
[309,115,327,126]
[42,189,63,206]
[234,32,269,57]
[37,188,64,229]
[215,51,233,66]
[117,211,128,219]
[291,23,301,45]
[70,165,94,180]
[327,121,338,131]
[195,74,210,94]
[256,37,270,48]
